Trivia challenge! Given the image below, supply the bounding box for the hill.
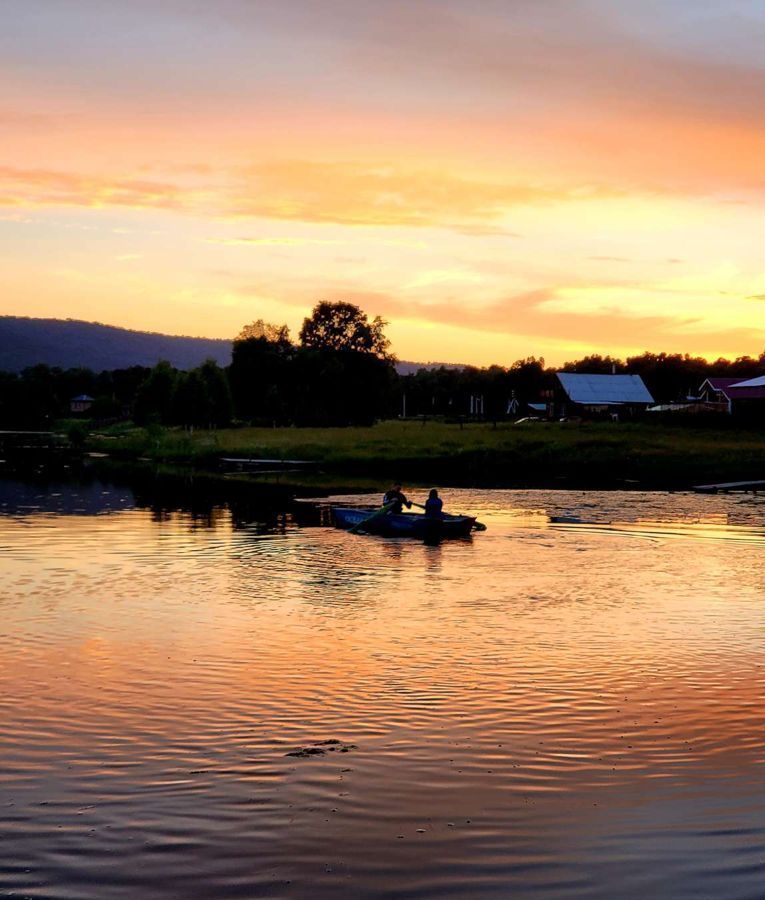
[0,317,232,372]
[0,316,463,374]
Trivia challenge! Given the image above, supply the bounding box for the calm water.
[3,477,765,899]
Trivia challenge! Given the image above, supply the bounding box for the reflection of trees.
[0,462,310,533]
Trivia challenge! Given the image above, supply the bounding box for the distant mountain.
[0,316,467,374]
[0,317,232,372]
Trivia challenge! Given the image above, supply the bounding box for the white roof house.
[556,373,654,407]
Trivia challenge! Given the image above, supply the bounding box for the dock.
[692,480,765,494]
[0,431,63,453]
[219,457,319,474]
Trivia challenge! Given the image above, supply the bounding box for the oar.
[348,501,396,534]
[411,501,487,531]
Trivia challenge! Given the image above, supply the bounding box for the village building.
[698,376,765,417]
[69,394,94,414]
[552,373,654,420]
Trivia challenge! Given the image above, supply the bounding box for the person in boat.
[383,482,412,514]
[424,488,443,518]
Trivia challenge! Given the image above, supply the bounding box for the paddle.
[411,501,487,531]
[348,501,396,534]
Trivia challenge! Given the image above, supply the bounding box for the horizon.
[7,314,765,372]
[3,1,765,366]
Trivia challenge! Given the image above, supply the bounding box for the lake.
[3,474,765,899]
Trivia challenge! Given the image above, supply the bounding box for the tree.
[197,359,233,427]
[133,361,177,425]
[291,346,396,426]
[299,301,392,360]
[171,370,211,428]
[230,330,294,423]
[236,319,291,344]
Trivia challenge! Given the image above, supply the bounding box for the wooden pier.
[219,457,318,475]
[0,431,63,454]
[692,480,765,494]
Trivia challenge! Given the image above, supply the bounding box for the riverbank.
[85,420,765,490]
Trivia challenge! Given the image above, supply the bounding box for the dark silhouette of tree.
[229,324,294,423]
[171,370,211,428]
[290,347,396,426]
[561,354,625,374]
[198,359,233,427]
[19,365,61,426]
[299,301,392,360]
[236,319,291,344]
[134,361,177,425]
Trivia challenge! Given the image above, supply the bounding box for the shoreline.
[80,419,765,493]
[4,418,765,495]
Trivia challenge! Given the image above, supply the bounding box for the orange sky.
[2,0,765,365]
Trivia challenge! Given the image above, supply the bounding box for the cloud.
[0,166,188,211]
[229,161,611,227]
[233,280,765,356]
[205,236,344,247]
[0,160,614,231]
[405,269,485,289]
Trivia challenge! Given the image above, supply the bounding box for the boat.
[332,507,477,538]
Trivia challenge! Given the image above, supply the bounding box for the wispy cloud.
[205,236,344,247]
[228,161,613,227]
[0,166,188,211]
[0,161,618,231]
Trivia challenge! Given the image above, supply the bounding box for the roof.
[71,394,94,402]
[556,372,654,405]
[731,375,765,389]
[701,377,742,391]
[700,376,765,400]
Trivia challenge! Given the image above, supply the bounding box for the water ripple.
[2,484,765,898]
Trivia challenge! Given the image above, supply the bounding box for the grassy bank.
[85,420,765,490]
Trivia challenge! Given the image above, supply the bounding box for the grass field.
[88,419,765,489]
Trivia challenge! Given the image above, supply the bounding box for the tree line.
[1,300,765,429]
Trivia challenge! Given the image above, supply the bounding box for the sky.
[2,0,765,366]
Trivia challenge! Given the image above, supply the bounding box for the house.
[698,376,765,417]
[553,373,654,419]
[70,394,94,414]
[698,377,744,412]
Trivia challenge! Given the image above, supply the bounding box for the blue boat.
[332,507,476,538]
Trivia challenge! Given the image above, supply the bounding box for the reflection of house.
[70,394,94,414]
[553,373,654,419]
[698,376,765,416]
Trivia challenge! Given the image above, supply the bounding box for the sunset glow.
[3,0,765,364]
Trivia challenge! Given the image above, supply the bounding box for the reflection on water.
[3,477,765,899]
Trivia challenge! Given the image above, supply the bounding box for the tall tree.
[133,361,177,425]
[198,359,233,427]
[299,301,392,359]
[236,319,291,344]
[230,321,294,423]
[171,370,211,428]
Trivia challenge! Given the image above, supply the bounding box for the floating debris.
[285,740,357,758]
